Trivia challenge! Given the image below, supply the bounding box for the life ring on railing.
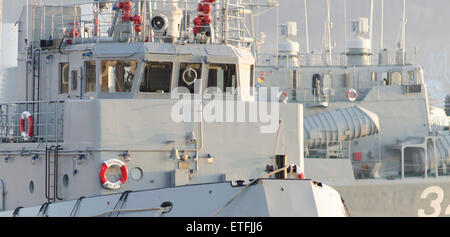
[99,159,128,190]
[19,111,34,141]
[346,88,358,102]
[297,167,305,179]
[278,91,289,103]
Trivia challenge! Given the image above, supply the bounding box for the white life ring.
[99,159,129,190]
[278,91,289,103]
[182,68,198,86]
[346,88,358,102]
[20,111,34,141]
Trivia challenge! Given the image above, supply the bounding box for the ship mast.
[380,0,384,50]
[343,0,347,65]
[369,0,373,63]
[326,0,332,65]
[304,0,310,54]
[400,0,406,65]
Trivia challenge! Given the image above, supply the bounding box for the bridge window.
[250,65,254,88]
[71,70,78,91]
[60,63,69,94]
[140,62,173,93]
[101,60,137,93]
[178,63,202,93]
[85,61,96,92]
[408,71,415,81]
[250,65,254,96]
[207,64,237,92]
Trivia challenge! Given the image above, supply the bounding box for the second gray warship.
[255,0,450,216]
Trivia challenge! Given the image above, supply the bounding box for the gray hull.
[0,179,347,217]
[333,178,450,217]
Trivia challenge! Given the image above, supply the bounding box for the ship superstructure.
[255,0,450,216]
[0,0,348,217]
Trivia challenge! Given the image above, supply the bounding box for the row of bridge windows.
[60,61,243,95]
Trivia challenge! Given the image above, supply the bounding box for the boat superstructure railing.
[257,86,423,106]
[257,51,417,67]
[25,0,254,49]
[0,101,64,145]
[306,141,352,160]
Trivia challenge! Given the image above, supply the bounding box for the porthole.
[29,181,34,194]
[63,174,69,188]
[130,167,144,181]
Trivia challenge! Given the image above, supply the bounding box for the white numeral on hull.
[418,186,450,217]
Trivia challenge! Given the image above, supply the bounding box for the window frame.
[84,61,97,94]
[138,61,174,94]
[176,62,204,94]
[207,63,238,93]
[100,60,139,94]
[59,62,70,94]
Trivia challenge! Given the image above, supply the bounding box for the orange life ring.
[20,111,34,141]
[99,159,128,190]
[346,88,358,102]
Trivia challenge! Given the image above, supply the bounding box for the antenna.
[326,0,332,65]
[304,0,310,53]
[275,6,279,67]
[369,0,374,59]
[26,0,29,45]
[344,0,347,52]
[380,0,384,50]
[401,0,406,65]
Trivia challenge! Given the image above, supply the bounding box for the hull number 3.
[418,186,450,217]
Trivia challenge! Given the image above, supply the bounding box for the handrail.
[26,0,253,48]
[0,101,64,144]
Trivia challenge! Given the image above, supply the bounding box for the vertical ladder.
[45,146,62,203]
[32,49,41,138]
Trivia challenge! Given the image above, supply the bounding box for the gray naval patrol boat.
[0,0,349,217]
[255,1,450,217]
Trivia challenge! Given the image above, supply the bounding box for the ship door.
[69,67,82,99]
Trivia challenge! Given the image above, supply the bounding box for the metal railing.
[257,51,417,67]
[255,87,372,105]
[0,101,64,144]
[306,141,352,160]
[30,0,252,48]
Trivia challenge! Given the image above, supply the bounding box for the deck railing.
[29,0,253,48]
[0,101,64,144]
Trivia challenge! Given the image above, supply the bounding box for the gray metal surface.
[0,179,347,217]
[0,0,349,217]
[333,177,450,217]
[254,2,450,216]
